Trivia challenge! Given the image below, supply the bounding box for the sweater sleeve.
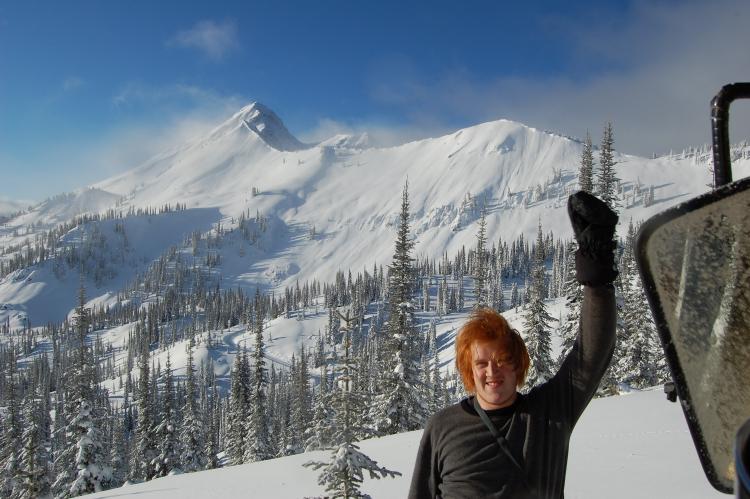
[408,422,439,499]
[547,284,616,426]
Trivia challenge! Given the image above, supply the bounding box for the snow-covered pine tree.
[490,271,504,312]
[523,221,555,389]
[244,310,273,462]
[436,276,445,316]
[304,328,401,498]
[179,344,207,472]
[54,282,112,497]
[289,346,312,454]
[109,409,128,487]
[457,274,465,311]
[226,347,249,465]
[266,364,283,457]
[579,131,595,193]
[275,371,293,458]
[429,331,446,417]
[596,122,620,210]
[206,381,221,470]
[17,391,51,499]
[134,336,157,481]
[371,181,426,435]
[616,220,667,388]
[556,241,581,368]
[304,364,334,452]
[474,209,488,308]
[1,359,22,498]
[67,396,111,496]
[153,353,180,477]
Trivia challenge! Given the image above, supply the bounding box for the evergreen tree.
[109,410,128,487]
[226,348,249,465]
[17,393,51,499]
[304,328,401,498]
[429,330,445,416]
[523,221,555,388]
[68,398,111,496]
[596,122,620,210]
[474,209,488,307]
[510,282,519,311]
[206,381,221,470]
[615,221,667,388]
[372,182,426,435]
[180,345,207,472]
[244,311,273,462]
[289,347,312,454]
[556,241,582,367]
[134,338,157,481]
[305,364,334,452]
[153,353,180,477]
[1,361,22,498]
[579,131,595,193]
[55,282,112,496]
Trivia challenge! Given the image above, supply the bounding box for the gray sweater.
[408,285,616,499]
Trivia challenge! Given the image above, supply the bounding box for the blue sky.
[1,0,749,202]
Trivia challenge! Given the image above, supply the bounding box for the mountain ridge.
[2,101,746,328]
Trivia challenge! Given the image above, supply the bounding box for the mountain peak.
[230,102,307,152]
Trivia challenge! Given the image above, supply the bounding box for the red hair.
[455,307,530,392]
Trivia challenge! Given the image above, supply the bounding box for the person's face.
[472,340,518,410]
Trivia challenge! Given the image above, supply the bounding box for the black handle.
[737,418,750,499]
[710,83,750,188]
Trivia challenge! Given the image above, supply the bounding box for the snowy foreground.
[87,389,724,499]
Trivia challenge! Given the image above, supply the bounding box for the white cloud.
[299,117,452,148]
[62,76,84,91]
[167,20,239,61]
[112,81,245,110]
[99,84,248,173]
[366,0,750,157]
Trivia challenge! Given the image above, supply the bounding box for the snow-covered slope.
[87,108,725,291]
[84,388,724,499]
[1,102,749,328]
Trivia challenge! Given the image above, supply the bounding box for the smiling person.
[408,191,618,499]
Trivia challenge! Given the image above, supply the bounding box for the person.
[408,191,618,499]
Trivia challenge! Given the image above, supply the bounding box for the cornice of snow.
[208,101,309,152]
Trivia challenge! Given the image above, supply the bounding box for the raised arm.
[547,192,618,423]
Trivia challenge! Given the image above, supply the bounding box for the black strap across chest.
[473,396,534,493]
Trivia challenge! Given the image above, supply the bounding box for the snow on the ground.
[85,388,725,499]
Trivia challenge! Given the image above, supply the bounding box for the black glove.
[567,191,618,286]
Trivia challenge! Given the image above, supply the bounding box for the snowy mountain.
[4,102,747,329]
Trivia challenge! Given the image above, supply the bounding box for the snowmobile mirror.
[636,174,750,494]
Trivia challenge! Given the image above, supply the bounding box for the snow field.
[84,389,725,499]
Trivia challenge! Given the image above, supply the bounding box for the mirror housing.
[636,175,750,494]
